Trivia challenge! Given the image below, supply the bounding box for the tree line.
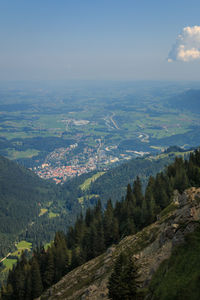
[1,149,200,300]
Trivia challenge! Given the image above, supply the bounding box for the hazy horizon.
[1,0,200,81]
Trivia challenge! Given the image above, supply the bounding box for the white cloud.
[168,25,200,62]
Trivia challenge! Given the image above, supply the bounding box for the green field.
[44,242,53,251]
[0,240,32,277]
[39,208,48,216]
[80,172,105,192]
[78,194,99,204]
[48,211,60,218]
[16,241,32,251]
[2,258,17,270]
[1,82,200,167]
[6,148,40,160]
[149,150,192,161]
[6,241,32,262]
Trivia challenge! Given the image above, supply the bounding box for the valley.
[1,1,200,298]
[1,81,200,184]
[1,81,200,298]
[2,148,200,300]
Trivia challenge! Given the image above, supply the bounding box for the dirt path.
[0,252,11,263]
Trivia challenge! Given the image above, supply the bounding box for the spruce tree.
[31,258,43,299]
[108,252,138,300]
[104,199,114,247]
[43,249,54,288]
[133,177,144,207]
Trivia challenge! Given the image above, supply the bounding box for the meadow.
[1,82,200,168]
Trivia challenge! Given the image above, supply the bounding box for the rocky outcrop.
[38,188,200,300]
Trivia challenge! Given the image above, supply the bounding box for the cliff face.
[39,187,200,300]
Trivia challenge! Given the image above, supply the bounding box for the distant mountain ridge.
[167,89,200,113]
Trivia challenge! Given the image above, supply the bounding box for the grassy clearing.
[39,208,48,217]
[46,201,53,207]
[0,240,32,279]
[48,211,59,218]
[1,131,34,140]
[153,150,192,161]
[11,241,32,257]
[44,242,53,251]
[2,259,17,270]
[80,172,105,192]
[5,148,40,160]
[16,241,32,251]
[78,196,84,204]
[78,194,99,204]
[35,115,66,130]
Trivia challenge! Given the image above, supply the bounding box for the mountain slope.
[0,155,55,256]
[0,147,189,258]
[62,148,188,208]
[0,155,79,258]
[149,224,200,300]
[39,187,200,300]
[167,89,200,113]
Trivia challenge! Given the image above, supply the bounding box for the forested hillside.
[38,187,200,300]
[0,155,53,256]
[2,149,200,299]
[0,148,186,259]
[62,147,188,208]
[0,156,80,258]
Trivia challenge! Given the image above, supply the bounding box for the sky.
[0,0,200,81]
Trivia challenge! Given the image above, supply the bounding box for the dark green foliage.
[31,258,43,299]
[0,155,81,257]
[0,147,188,258]
[133,177,144,206]
[0,155,48,256]
[149,226,200,300]
[108,252,139,300]
[88,155,175,206]
[104,199,115,247]
[42,249,54,288]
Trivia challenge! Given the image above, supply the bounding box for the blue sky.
[0,0,200,81]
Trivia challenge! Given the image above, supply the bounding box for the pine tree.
[96,222,105,254]
[85,207,93,227]
[120,256,139,299]
[108,252,138,300]
[145,176,157,223]
[31,258,43,299]
[133,177,144,207]
[43,249,54,288]
[1,283,13,300]
[104,199,114,247]
[112,217,120,243]
[140,198,148,227]
[108,254,124,299]
[24,274,32,300]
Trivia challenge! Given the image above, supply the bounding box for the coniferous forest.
[1,149,200,300]
[0,148,179,259]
